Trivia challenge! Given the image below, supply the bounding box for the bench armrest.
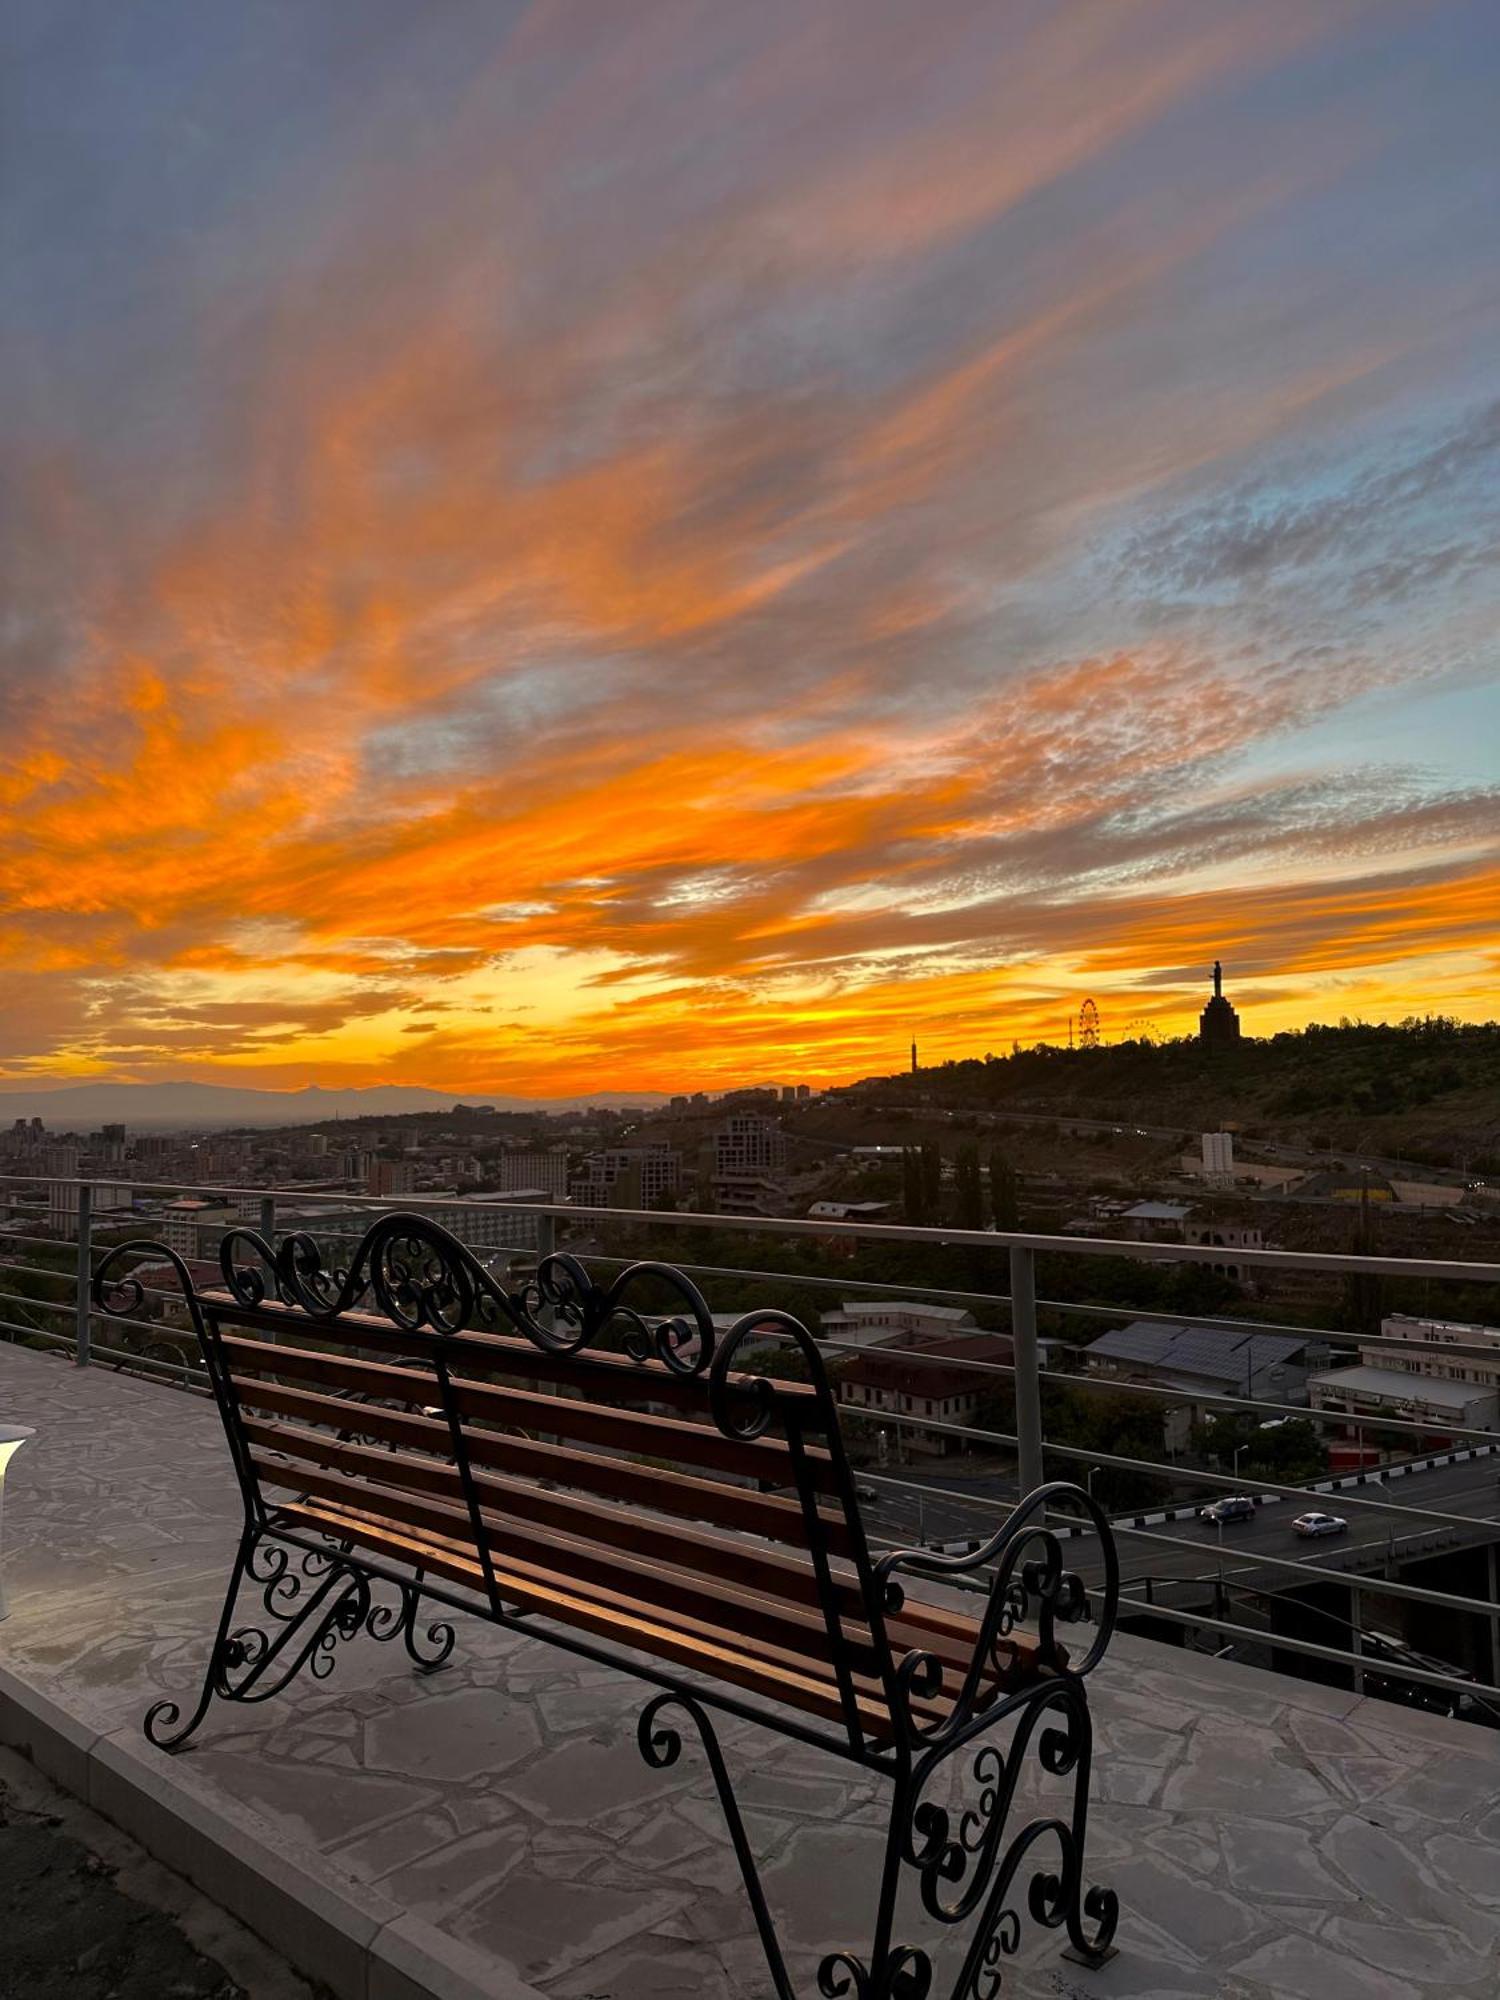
[873,1481,1118,1747]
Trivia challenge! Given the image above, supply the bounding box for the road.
[859,1452,1500,1595]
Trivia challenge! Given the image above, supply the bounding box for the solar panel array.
[1087,1320,1305,1385]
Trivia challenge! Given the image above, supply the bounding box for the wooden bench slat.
[231,1376,853,1557]
[250,1445,885,1679]
[222,1334,840,1494]
[207,1291,822,1423]
[275,1495,928,1744]
[241,1412,865,1618]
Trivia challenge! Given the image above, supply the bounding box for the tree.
[954,1143,985,1232]
[988,1149,1021,1232]
[1340,1182,1384,1338]
[920,1141,943,1216]
[901,1146,927,1227]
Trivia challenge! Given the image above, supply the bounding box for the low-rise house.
[1083,1321,1311,1428]
[1307,1365,1498,1438]
[834,1333,1013,1455]
[1307,1310,1500,1442]
[820,1299,977,1350]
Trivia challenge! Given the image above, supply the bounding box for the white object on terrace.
[0,1422,35,1620]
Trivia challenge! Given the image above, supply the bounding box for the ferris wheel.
[1078,998,1101,1049]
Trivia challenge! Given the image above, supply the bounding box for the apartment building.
[572,1146,680,1210]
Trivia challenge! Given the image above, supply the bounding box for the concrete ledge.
[0,1659,544,2000]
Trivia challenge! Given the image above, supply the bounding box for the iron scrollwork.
[144,1535,372,1750]
[208,1212,719,1375]
[635,1476,1118,1998]
[143,1533,455,1751]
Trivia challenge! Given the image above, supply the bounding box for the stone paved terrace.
[1,1337,1499,1999]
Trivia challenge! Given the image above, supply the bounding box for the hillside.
[843,1019,1500,1171]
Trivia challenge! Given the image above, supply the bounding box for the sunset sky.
[3,1,1498,1098]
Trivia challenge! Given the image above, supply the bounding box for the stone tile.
[1319,1914,1496,1987]
[504,1733,689,1823]
[1102,1851,1261,1961]
[190,1748,439,1848]
[1220,1817,1353,1903]
[459,1870,689,1981]
[1159,1719,1338,1818]
[1097,1758,1168,1806]
[1230,1935,1422,2000]
[1424,1832,1500,1908]
[383,1822,531,1918]
[329,1808,462,1881]
[550,1938,738,1999]
[363,1685,541,1782]
[1315,1814,1500,1950]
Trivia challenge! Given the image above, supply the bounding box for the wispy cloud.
[1,0,1497,1090]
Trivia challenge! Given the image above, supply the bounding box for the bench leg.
[822,1683,1117,1999]
[145,1525,372,1751]
[637,1692,798,2000]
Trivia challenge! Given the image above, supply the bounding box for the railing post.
[534,1210,556,1335]
[1008,1243,1043,1496]
[74,1181,93,1367]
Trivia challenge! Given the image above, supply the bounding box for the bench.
[95,1212,1119,1996]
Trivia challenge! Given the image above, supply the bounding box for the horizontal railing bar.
[837,1405,1500,1531]
[0,1318,71,1348]
[0,1287,74,1318]
[3,1176,1496,1280]
[567,1249,1500,1369]
[857,1452,1500,1578]
[0,1231,110,1259]
[751,1321,1500,1449]
[1112,1596,1500,1703]
[1089,1519,1500,1620]
[860,1486,1500,1640]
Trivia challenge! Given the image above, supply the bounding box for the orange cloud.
[2,1,1497,1094]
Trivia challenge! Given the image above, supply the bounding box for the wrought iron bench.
[95,1212,1119,1998]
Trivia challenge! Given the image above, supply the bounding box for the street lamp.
[1232,1443,1247,1486]
[0,1424,35,1622]
[1086,1464,1103,1504]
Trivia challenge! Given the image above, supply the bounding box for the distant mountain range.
[0,1080,668,1131]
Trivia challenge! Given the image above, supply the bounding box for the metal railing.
[3,1170,1500,1715]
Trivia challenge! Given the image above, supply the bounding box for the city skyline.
[3,2,1498,1097]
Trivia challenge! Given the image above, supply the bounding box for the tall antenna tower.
[1078,997,1101,1049]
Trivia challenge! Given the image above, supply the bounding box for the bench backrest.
[97,1213,896,1744]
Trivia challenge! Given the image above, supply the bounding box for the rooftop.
[3,1335,1500,1999]
[1087,1320,1308,1383]
[1308,1364,1497,1411]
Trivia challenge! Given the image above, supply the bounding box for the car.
[1292,1511,1348,1538]
[1199,1496,1256,1525]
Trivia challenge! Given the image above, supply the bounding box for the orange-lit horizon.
[3,4,1497,1101]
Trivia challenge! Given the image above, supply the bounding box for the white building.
[1202,1130,1235,1186]
[157,1197,234,1256]
[48,1178,133,1235]
[820,1300,978,1350]
[1308,1312,1500,1439]
[1308,1366,1498,1436]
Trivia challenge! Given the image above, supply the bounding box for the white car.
[1292,1511,1348,1539]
